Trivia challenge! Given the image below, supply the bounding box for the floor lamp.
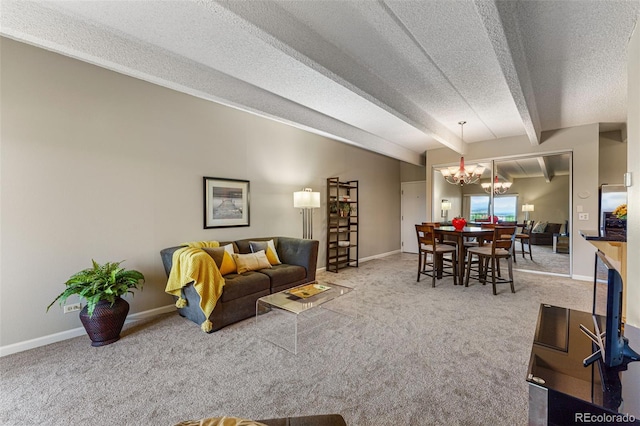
[293,188,320,239]
[522,204,534,222]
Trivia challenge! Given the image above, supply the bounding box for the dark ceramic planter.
[79,297,129,347]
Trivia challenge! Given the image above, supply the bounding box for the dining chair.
[415,224,458,287]
[464,225,517,295]
[422,222,456,247]
[461,222,495,280]
[515,220,534,262]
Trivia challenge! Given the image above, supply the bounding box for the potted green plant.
[47,260,145,347]
[339,201,352,217]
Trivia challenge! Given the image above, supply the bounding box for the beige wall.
[626,25,639,329]
[599,131,627,185]
[0,39,402,348]
[400,162,426,183]
[427,124,599,279]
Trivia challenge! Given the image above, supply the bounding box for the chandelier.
[440,121,485,186]
[482,176,512,194]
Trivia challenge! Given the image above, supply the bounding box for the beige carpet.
[0,253,592,425]
[512,243,570,275]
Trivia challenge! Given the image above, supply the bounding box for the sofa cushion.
[235,237,279,254]
[218,241,239,254]
[259,264,307,288]
[532,221,547,233]
[249,240,282,265]
[202,244,237,275]
[233,251,272,274]
[220,271,270,302]
[546,223,563,234]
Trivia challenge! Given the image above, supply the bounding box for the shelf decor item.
[47,260,144,347]
[339,201,352,217]
[452,217,467,231]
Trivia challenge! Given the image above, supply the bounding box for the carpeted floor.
[0,253,592,426]
[512,244,570,275]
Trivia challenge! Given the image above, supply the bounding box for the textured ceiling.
[1,0,638,165]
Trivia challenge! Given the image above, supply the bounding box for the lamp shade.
[293,188,320,208]
[522,204,535,212]
[441,200,452,210]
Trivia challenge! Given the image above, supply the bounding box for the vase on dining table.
[452,217,467,231]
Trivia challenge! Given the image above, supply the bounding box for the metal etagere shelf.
[326,177,358,273]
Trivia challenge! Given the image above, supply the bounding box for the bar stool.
[464,225,517,295]
[515,220,534,262]
[415,224,458,287]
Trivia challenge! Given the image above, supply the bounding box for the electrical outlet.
[578,213,589,221]
[63,303,82,314]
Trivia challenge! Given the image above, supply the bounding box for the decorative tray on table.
[286,283,331,299]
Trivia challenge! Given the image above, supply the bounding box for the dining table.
[434,226,494,284]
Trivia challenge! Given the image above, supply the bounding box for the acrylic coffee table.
[255,282,355,354]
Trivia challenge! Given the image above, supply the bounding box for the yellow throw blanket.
[165,241,225,332]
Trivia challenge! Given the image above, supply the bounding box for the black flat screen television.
[583,251,639,369]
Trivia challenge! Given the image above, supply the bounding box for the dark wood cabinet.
[527,304,640,425]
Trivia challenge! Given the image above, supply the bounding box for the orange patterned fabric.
[174,416,267,426]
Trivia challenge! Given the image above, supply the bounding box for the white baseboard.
[0,304,176,357]
[571,274,593,282]
[360,249,401,263]
[316,249,401,275]
[514,268,571,278]
[513,268,593,282]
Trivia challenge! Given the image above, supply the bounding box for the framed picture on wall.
[203,177,250,228]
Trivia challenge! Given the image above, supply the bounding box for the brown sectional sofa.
[160,236,319,332]
[528,222,563,245]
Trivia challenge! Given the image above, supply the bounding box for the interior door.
[401,181,427,253]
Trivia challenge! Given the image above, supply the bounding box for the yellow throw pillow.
[219,244,237,275]
[249,240,281,265]
[233,251,272,274]
[202,244,237,275]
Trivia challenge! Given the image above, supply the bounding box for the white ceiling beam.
[216,0,464,154]
[497,170,514,183]
[474,0,541,146]
[537,156,553,183]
